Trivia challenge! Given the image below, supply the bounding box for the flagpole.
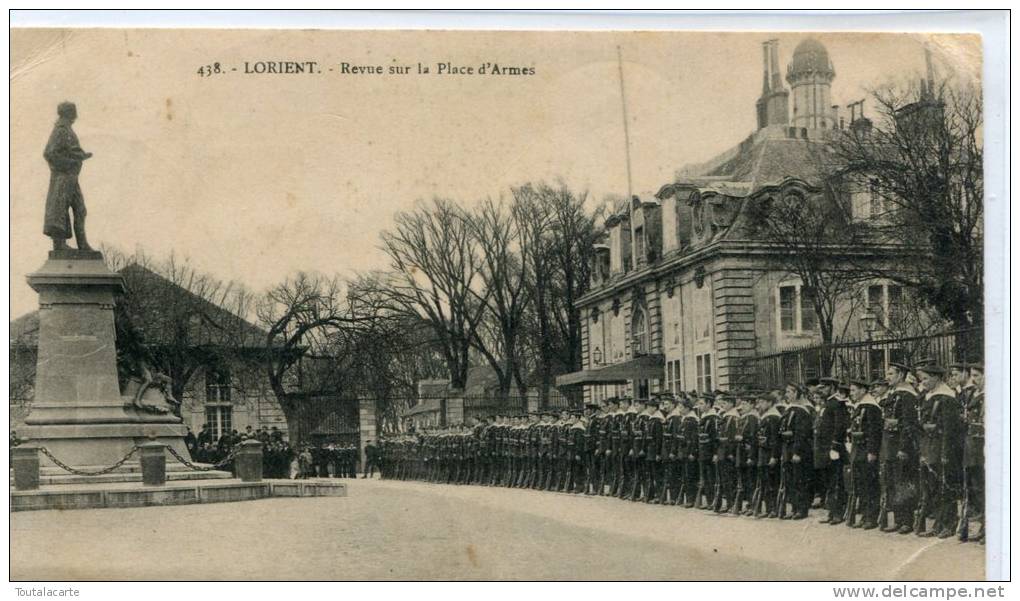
[617,45,634,200]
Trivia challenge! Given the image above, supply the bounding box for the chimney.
[756,39,789,129]
[924,45,936,97]
[769,39,782,91]
[849,99,872,135]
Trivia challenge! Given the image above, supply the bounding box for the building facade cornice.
[576,239,918,308]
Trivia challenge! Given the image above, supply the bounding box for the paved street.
[11,477,984,580]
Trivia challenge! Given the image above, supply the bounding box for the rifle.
[845,460,858,527]
[711,460,723,512]
[751,468,764,517]
[677,458,689,506]
[731,463,745,515]
[776,458,788,519]
[957,464,970,541]
[878,462,890,530]
[695,462,706,509]
[913,463,931,535]
[730,437,744,515]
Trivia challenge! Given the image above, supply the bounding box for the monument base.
[22,422,191,468]
[22,251,190,470]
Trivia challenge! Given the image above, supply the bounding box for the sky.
[9,29,980,319]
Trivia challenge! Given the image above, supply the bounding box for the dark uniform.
[880,380,919,533]
[619,407,639,500]
[643,405,665,503]
[661,405,685,504]
[697,404,720,509]
[962,375,984,541]
[848,393,883,528]
[592,407,613,495]
[780,402,813,519]
[918,379,964,538]
[568,416,587,493]
[734,404,760,515]
[584,410,602,494]
[679,408,701,507]
[815,387,851,524]
[716,405,741,513]
[608,408,626,496]
[755,404,782,517]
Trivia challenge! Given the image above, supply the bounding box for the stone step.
[12,468,234,486]
[8,459,228,475]
[10,478,348,511]
[37,462,225,475]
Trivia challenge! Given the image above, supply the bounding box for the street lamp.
[860,310,878,382]
[593,346,603,366]
[860,310,877,342]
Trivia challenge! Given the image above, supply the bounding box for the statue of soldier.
[44,102,94,251]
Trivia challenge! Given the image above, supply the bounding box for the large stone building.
[557,38,911,400]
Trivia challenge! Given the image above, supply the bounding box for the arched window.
[631,306,649,356]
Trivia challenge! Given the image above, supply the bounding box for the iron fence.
[739,328,982,390]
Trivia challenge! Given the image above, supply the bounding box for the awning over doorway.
[555,354,665,387]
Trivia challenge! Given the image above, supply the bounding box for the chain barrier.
[166,445,239,472]
[38,445,141,476]
[32,444,239,476]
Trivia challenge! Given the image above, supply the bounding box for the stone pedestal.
[139,441,167,486]
[358,395,377,469]
[21,251,190,468]
[12,446,41,490]
[444,391,464,425]
[235,439,264,482]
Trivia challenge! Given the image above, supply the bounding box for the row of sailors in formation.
[379,361,985,543]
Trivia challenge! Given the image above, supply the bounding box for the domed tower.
[786,38,836,129]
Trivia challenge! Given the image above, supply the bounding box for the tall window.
[800,286,818,331]
[631,306,648,356]
[693,284,712,341]
[866,283,904,328]
[779,286,797,331]
[852,178,890,221]
[696,353,713,393]
[665,359,683,394]
[670,296,681,347]
[610,311,626,363]
[205,366,231,403]
[777,283,817,334]
[205,405,232,441]
[868,179,884,218]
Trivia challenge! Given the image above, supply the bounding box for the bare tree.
[830,75,983,329]
[513,182,600,403]
[102,247,258,405]
[745,179,868,350]
[255,271,382,439]
[378,198,490,389]
[466,198,530,397]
